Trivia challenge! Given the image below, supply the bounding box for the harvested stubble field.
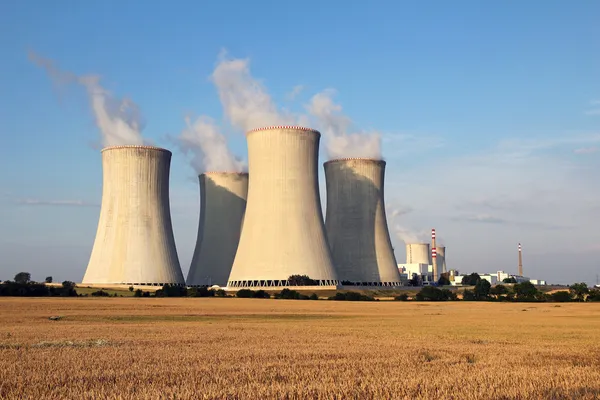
[0,298,599,400]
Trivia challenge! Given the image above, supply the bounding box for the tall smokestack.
[83,146,184,286]
[187,172,248,287]
[324,158,401,286]
[431,228,438,283]
[227,126,338,287]
[518,243,523,276]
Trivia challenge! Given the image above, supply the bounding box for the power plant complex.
[80,127,535,290]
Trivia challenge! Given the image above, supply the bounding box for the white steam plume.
[306,89,381,160]
[176,115,245,173]
[29,52,144,147]
[211,51,294,132]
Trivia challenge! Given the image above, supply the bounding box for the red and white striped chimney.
[518,243,523,277]
[431,228,438,282]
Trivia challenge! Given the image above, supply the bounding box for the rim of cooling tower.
[201,171,249,176]
[101,145,171,154]
[324,157,385,166]
[246,125,320,136]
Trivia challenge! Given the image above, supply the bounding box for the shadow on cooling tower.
[187,174,248,287]
[325,160,400,286]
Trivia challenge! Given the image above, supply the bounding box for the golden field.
[0,298,599,399]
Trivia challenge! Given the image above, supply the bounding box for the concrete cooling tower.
[324,158,401,286]
[228,126,338,287]
[187,172,248,287]
[406,243,431,265]
[83,146,184,286]
[437,246,447,274]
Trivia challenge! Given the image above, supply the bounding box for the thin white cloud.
[584,100,600,115]
[286,85,304,101]
[16,199,99,207]
[574,146,599,154]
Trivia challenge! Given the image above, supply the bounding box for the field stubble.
[0,298,599,399]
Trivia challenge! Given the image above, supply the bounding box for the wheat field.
[0,298,599,399]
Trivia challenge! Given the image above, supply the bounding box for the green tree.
[490,284,509,296]
[474,279,491,299]
[438,274,450,286]
[502,277,517,284]
[587,289,600,302]
[461,273,481,286]
[128,286,134,292]
[45,276,53,284]
[549,291,572,302]
[287,275,317,286]
[14,272,31,284]
[569,283,589,302]
[513,281,539,301]
[415,286,454,301]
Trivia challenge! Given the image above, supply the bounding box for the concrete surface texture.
[324,158,401,284]
[437,246,447,274]
[406,243,432,265]
[83,146,184,285]
[187,172,248,287]
[228,126,338,286]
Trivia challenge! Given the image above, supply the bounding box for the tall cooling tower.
[406,243,431,265]
[437,246,447,274]
[187,172,248,287]
[324,158,401,285]
[83,146,184,286]
[228,126,338,287]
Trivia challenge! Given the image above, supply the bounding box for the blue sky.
[1,0,599,284]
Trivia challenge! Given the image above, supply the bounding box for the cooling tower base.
[228,279,339,288]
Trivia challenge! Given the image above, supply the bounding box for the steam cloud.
[211,51,294,131]
[306,89,381,160]
[177,115,244,173]
[29,52,144,147]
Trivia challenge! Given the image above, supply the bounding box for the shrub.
[328,291,374,301]
[253,290,270,299]
[503,277,517,284]
[394,293,409,301]
[235,289,255,298]
[415,286,455,301]
[569,283,589,302]
[587,289,600,302]
[474,279,491,300]
[155,285,187,297]
[91,290,110,297]
[462,290,476,301]
[45,276,53,284]
[309,293,319,300]
[187,287,215,298]
[549,291,572,302]
[275,288,308,300]
[214,289,227,297]
[513,281,540,302]
[287,275,317,286]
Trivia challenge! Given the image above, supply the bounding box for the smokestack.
[227,126,338,287]
[405,243,431,264]
[518,243,523,276]
[324,158,401,286]
[431,228,438,282]
[83,146,184,285]
[186,172,248,287]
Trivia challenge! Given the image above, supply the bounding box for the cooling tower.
[83,146,184,286]
[228,126,338,287]
[437,246,447,274]
[406,243,431,265]
[324,158,401,285]
[187,172,248,287]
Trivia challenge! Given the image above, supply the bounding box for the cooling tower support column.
[83,146,184,286]
[187,172,248,287]
[228,126,338,288]
[324,158,401,286]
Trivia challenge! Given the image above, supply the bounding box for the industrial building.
[83,146,185,286]
[187,172,248,287]
[324,158,401,286]
[227,126,339,287]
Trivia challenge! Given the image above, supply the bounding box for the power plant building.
[83,146,185,286]
[227,126,338,287]
[324,158,401,285]
[187,172,248,287]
